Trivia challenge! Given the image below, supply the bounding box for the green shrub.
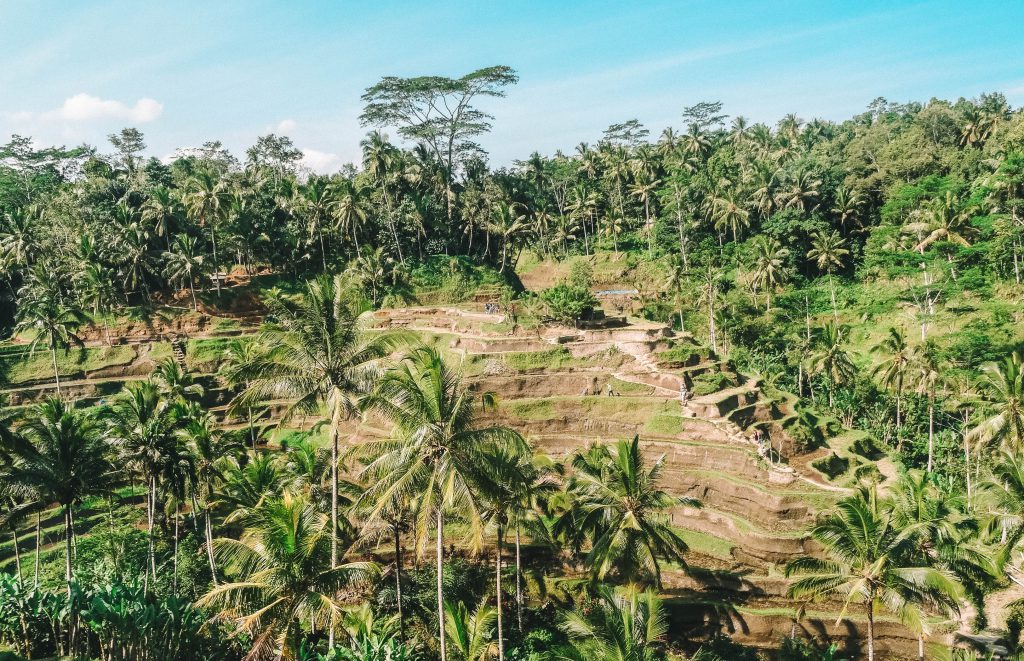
[540,283,597,325]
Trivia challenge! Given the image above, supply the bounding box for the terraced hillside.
[0,302,945,657]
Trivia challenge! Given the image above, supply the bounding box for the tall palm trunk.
[328,397,342,651]
[866,599,875,661]
[828,271,838,320]
[496,521,504,661]
[927,397,935,472]
[172,503,179,597]
[209,216,221,296]
[64,506,75,653]
[515,524,523,631]
[394,524,405,642]
[204,500,218,586]
[146,476,157,591]
[437,507,447,661]
[50,347,62,396]
[34,511,40,588]
[11,527,21,579]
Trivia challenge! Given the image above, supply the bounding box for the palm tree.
[180,409,244,586]
[832,186,864,234]
[444,600,497,661]
[749,236,790,311]
[232,275,402,644]
[199,492,378,660]
[780,168,821,214]
[361,131,404,264]
[807,230,849,319]
[183,170,229,295]
[78,262,119,345]
[913,340,945,473]
[331,180,368,256]
[104,380,181,591]
[873,327,913,429]
[301,175,337,272]
[163,234,205,311]
[13,283,88,396]
[0,398,111,597]
[662,255,687,332]
[566,437,697,588]
[969,352,1024,452]
[808,323,856,408]
[786,487,963,661]
[559,585,667,661]
[711,192,750,242]
[141,186,180,251]
[487,202,530,274]
[906,191,978,253]
[361,347,526,661]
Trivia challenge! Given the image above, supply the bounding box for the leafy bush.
[540,283,597,326]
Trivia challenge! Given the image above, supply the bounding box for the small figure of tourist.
[679,381,690,403]
[606,383,614,397]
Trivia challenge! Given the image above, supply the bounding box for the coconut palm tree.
[163,234,205,311]
[361,131,404,264]
[969,352,1024,452]
[906,191,978,253]
[104,380,182,591]
[142,185,181,251]
[786,487,963,661]
[13,281,88,396]
[0,398,111,597]
[749,236,790,311]
[807,230,849,319]
[559,585,667,661]
[832,186,865,234]
[809,323,856,408]
[331,180,368,256]
[199,492,378,660]
[78,262,119,346]
[711,192,750,242]
[444,600,497,661]
[232,275,402,645]
[179,408,246,586]
[361,347,526,661]
[913,340,945,473]
[486,202,530,274]
[873,327,914,429]
[182,170,230,295]
[566,436,697,588]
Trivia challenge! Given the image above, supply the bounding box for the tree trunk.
[11,527,21,579]
[918,632,924,661]
[146,476,156,592]
[205,506,218,586]
[866,599,875,661]
[172,503,179,597]
[34,511,40,589]
[210,223,221,296]
[64,507,75,654]
[189,276,198,312]
[496,521,504,661]
[51,348,62,396]
[927,399,935,472]
[515,524,523,631]
[394,525,405,642]
[437,507,447,661]
[896,380,902,429]
[828,272,838,320]
[328,397,342,651]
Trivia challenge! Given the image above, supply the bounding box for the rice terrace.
[1,1,1023,659]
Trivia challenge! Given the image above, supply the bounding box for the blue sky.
[2,0,1023,171]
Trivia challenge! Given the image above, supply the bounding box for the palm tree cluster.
[0,276,695,660]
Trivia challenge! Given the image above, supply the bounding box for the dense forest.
[1,65,1024,660]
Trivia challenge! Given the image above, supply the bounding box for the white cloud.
[299,148,341,174]
[41,93,163,123]
[277,118,297,133]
